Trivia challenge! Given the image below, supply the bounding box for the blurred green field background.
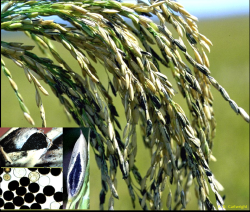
[1,15,249,210]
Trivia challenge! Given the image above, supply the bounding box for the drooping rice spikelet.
[1,0,249,210]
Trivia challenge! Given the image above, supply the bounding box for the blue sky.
[1,1,249,21]
[173,0,249,19]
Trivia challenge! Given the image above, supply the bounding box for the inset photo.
[63,128,90,209]
[0,167,63,209]
[0,128,62,167]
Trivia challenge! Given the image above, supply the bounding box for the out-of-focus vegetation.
[1,15,249,210]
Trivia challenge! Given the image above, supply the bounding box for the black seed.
[38,168,50,175]
[4,202,15,209]
[229,100,239,114]
[185,66,192,75]
[119,161,128,179]
[68,154,82,197]
[8,180,19,191]
[131,166,142,183]
[16,187,27,196]
[169,169,173,184]
[192,102,201,116]
[100,189,106,204]
[173,39,186,52]
[20,205,30,209]
[90,130,96,139]
[150,180,156,192]
[149,94,161,109]
[24,192,34,203]
[215,193,224,206]
[28,183,40,193]
[115,131,124,149]
[171,55,178,66]
[4,191,14,201]
[141,51,152,58]
[13,196,24,206]
[181,147,187,162]
[185,53,195,66]
[186,32,197,44]
[152,49,166,68]
[0,198,4,208]
[177,112,187,127]
[139,95,147,111]
[35,193,46,204]
[177,82,186,97]
[109,155,118,169]
[162,127,170,142]
[162,89,170,101]
[50,168,61,176]
[191,168,196,179]
[20,177,30,187]
[53,192,63,202]
[158,25,172,41]
[195,63,210,76]
[21,133,48,151]
[185,73,194,85]
[101,180,108,193]
[104,20,115,29]
[28,168,37,172]
[30,203,41,209]
[146,119,152,137]
[157,168,164,184]
[205,170,212,176]
[43,185,55,197]
[165,112,171,125]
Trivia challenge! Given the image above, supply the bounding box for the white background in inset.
[0,168,62,209]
